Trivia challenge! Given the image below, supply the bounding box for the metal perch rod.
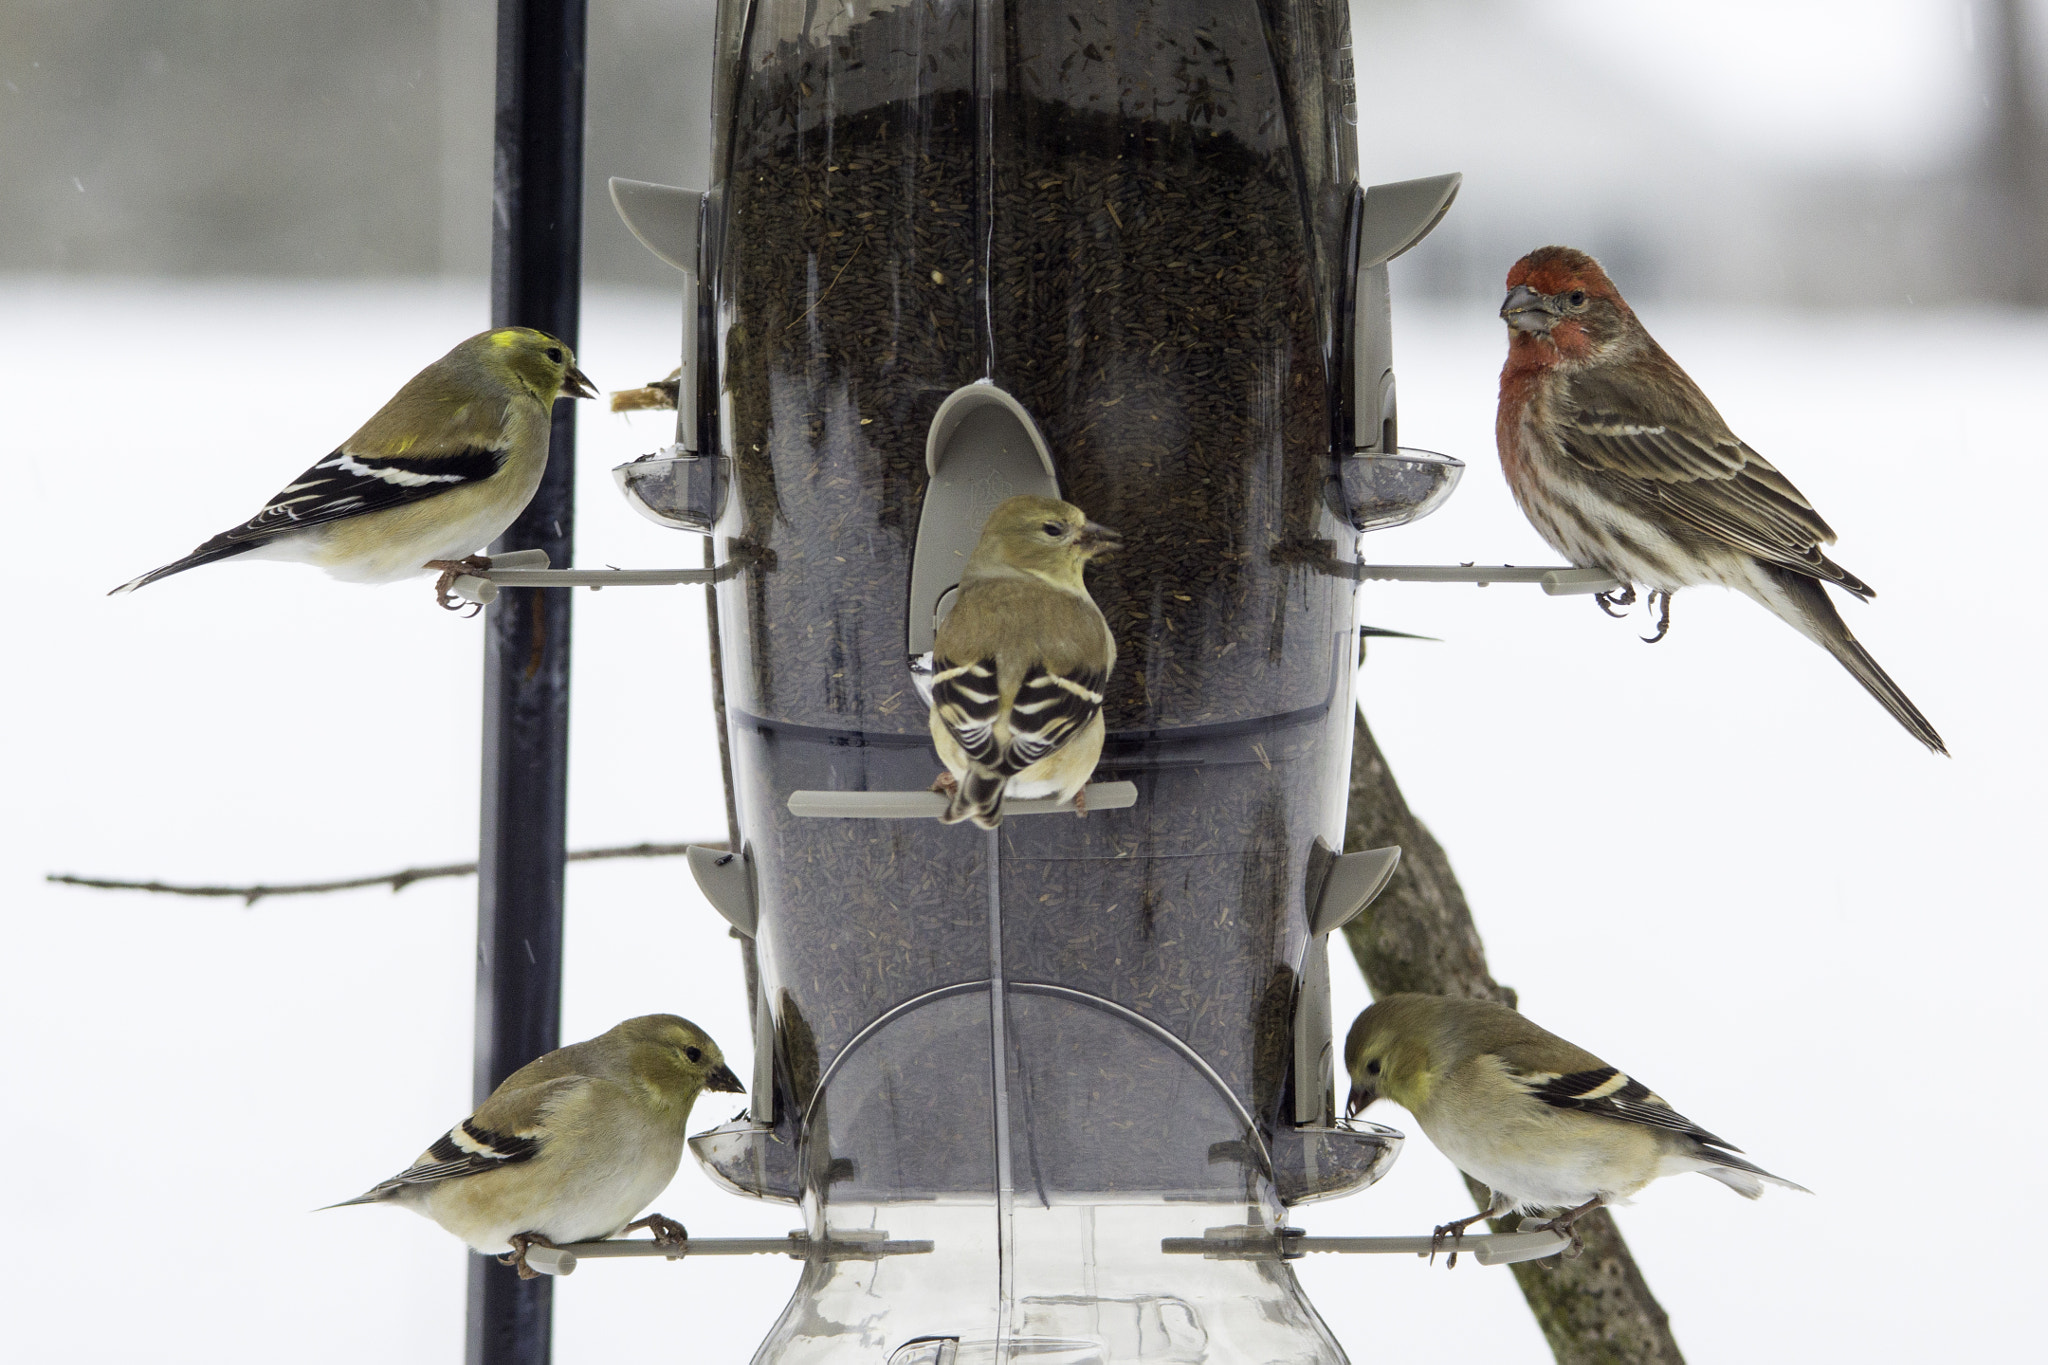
[519,1234,935,1277]
[1351,564,1623,595]
[1161,1229,1570,1267]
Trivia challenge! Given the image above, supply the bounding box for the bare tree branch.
[47,840,722,907]
[1342,705,1684,1365]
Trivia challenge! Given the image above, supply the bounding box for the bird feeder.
[585,1,1566,1359]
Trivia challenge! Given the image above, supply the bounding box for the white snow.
[1,278,2038,1361]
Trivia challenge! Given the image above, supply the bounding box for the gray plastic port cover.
[907,383,1060,659]
[608,177,706,450]
[687,844,757,938]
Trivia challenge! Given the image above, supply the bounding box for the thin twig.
[783,237,865,331]
[46,840,723,908]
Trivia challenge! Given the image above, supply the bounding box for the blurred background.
[5,0,2044,303]
[3,3,2042,1364]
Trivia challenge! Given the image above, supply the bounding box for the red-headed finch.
[1496,246,1944,754]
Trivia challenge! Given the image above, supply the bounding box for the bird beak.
[706,1062,746,1094]
[562,364,600,401]
[1075,521,1122,556]
[1500,283,1557,335]
[1345,1082,1373,1118]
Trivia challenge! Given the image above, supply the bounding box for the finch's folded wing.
[1556,369,1860,588]
[210,442,511,548]
[1003,662,1107,769]
[1510,1062,1738,1151]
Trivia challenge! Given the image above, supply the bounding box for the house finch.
[1496,246,1944,754]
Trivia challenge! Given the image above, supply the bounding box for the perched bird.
[929,495,1120,828]
[111,327,598,609]
[328,1014,743,1277]
[1346,994,1806,1256]
[1495,246,1944,754]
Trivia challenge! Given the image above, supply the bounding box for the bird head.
[1500,247,1636,364]
[481,327,601,406]
[609,1015,745,1110]
[1343,996,1443,1118]
[965,495,1121,589]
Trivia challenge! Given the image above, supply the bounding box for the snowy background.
[4,2,2045,1362]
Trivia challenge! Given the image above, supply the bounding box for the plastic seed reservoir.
[654,1,1456,1360]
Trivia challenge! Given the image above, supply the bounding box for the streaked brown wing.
[1557,363,1863,591]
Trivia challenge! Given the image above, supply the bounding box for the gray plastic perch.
[518,1230,936,1277]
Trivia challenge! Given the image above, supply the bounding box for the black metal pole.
[470,4,586,1364]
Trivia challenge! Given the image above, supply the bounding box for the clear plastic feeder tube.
[700,2,1400,1360]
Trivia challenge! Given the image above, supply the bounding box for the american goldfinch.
[111,327,598,609]
[328,1014,743,1277]
[1497,245,1943,753]
[1345,994,1806,1252]
[928,495,1119,828]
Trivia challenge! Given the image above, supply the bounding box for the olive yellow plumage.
[928,495,1120,828]
[111,327,596,596]
[1345,994,1805,1247]
[328,1015,743,1276]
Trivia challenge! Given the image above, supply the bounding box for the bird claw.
[425,556,494,615]
[1593,583,1637,618]
[625,1212,689,1252]
[929,771,959,797]
[1427,1212,1489,1268]
[1639,589,1674,644]
[500,1231,561,1280]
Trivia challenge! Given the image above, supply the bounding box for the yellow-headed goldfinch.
[929,495,1119,828]
[1346,994,1806,1252]
[111,327,597,607]
[328,1015,743,1277]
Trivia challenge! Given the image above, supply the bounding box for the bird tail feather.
[108,537,261,596]
[1694,1145,1811,1199]
[941,767,1006,829]
[1757,564,1946,755]
[317,1183,398,1211]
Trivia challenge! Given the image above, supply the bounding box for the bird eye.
[684,1046,704,1063]
[1567,290,1587,308]
[1041,522,1065,537]
[545,347,563,363]
[1365,1059,1381,1076]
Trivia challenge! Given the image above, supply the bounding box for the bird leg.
[929,771,959,798]
[1070,785,1088,817]
[500,1231,562,1280]
[1526,1196,1605,1259]
[1593,582,1637,619]
[1430,1191,1512,1267]
[625,1212,689,1255]
[425,556,495,614]
[1639,589,1674,644]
